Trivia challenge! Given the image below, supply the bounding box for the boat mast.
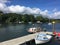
[49,16,51,23]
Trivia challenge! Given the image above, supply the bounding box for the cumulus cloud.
[0,4,46,15]
[0,0,10,3]
[52,11,60,19]
[4,5,41,14]
[0,0,49,16]
[2,5,49,16]
[0,0,60,19]
[0,3,6,10]
[0,0,9,12]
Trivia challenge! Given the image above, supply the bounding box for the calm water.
[0,23,60,45]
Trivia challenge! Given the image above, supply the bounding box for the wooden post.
[52,21,55,34]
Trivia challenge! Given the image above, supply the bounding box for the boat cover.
[36,33,49,41]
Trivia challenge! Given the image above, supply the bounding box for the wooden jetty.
[0,32,53,45]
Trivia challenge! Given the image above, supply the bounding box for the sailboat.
[48,18,52,25]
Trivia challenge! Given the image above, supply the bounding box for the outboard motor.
[55,33,60,40]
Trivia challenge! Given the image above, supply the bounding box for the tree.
[36,16,43,21]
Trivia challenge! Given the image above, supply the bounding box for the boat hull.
[35,39,50,44]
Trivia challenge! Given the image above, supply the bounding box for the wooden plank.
[0,33,37,45]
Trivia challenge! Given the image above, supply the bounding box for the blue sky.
[0,0,60,19]
[7,0,60,11]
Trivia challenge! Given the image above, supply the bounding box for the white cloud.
[5,5,49,16]
[0,0,10,12]
[0,0,49,15]
[40,10,48,15]
[0,3,6,11]
[0,0,60,19]
[24,7,41,14]
[0,0,10,3]
[2,5,41,15]
[7,5,26,13]
[52,11,60,19]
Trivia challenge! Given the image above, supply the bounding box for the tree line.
[0,11,59,24]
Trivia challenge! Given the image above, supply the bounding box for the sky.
[0,0,60,19]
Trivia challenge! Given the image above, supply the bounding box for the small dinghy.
[35,32,52,44]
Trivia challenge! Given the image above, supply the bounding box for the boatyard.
[0,32,52,45]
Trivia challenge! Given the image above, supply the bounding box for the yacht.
[35,32,52,44]
[28,27,37,33]
[28,27,41,33]
[48,18,52,25]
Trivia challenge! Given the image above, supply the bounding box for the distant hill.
[0,11,60,24]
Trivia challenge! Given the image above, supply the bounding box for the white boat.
[28,27,41,33]
[19,21,22,23]
[48,23,52,25]
[48,18,52,25]
[28,22,32,24]
[28,27,37,33]
[37,21,41,23]
[35,32,52,44]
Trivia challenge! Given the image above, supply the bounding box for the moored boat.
[28,27,37,33]
[35,32,52,44]
[54,32,60,40]
[48,23,52,25]
[28,27,41,33]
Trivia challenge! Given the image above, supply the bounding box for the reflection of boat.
[35,32,52,44]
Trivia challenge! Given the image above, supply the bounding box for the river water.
[0,23,60,45]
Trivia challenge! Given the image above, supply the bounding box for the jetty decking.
[0,32,53,45]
